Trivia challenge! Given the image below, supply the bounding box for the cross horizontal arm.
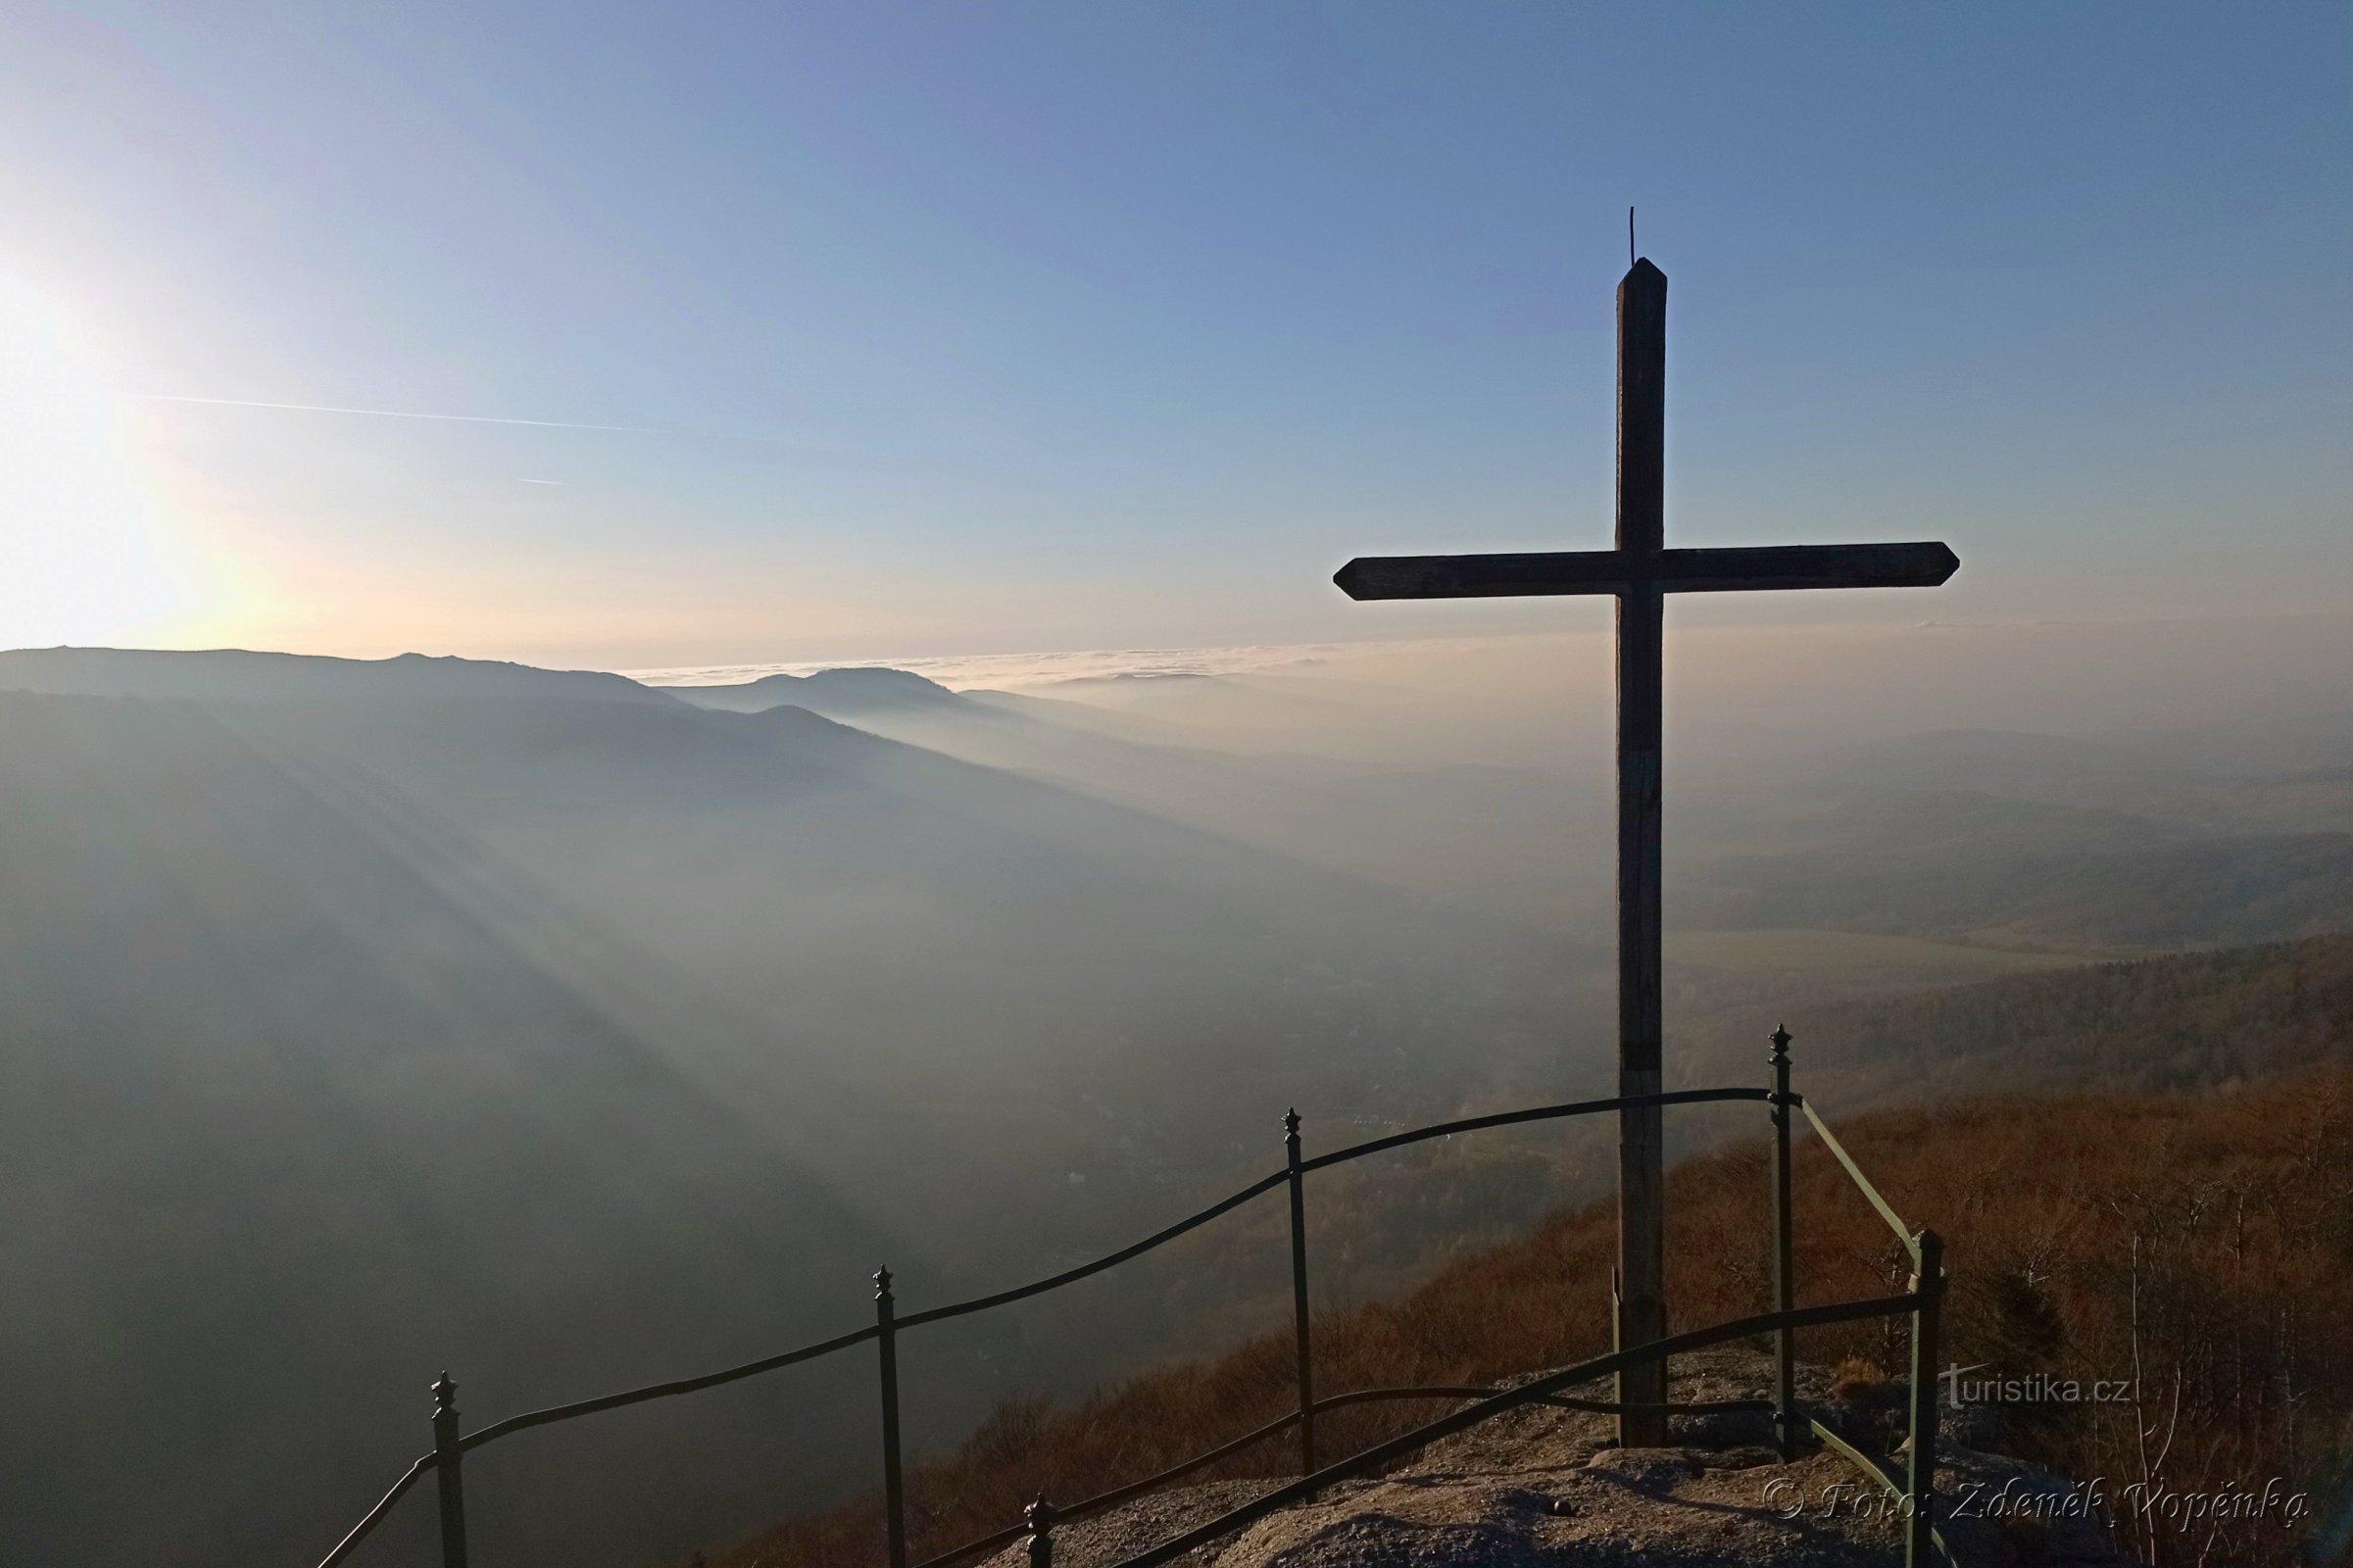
[1333,541,1957,601]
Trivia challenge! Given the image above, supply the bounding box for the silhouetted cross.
[1333,257,1957,1446]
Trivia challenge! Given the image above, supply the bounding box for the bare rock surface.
[984,1352,2129,1568]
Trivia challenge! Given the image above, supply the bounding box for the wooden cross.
[1333,257,1956,1446]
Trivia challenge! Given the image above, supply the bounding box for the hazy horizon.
[4,5,2346,670]
[15,604,2342,754]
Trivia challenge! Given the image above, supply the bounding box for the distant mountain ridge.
[0,645,669,705]
[674,664,968,717]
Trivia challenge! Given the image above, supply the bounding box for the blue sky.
[1,3,2346,665]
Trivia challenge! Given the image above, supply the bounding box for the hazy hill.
[1036,671,1347,729]
[1027,670,1454,763]
[675,666,1616,939]
[1830,725,2353,834]
[0,644,667,706]
[672,664,969,718]
[675,668,2353,956]
[1672,785,2353,950]
[0,692,889,1568]
[194,692,1583,1144]
[0,653,1583,1568]
[1672,935,2353,1106]
[2106,704,2353,777]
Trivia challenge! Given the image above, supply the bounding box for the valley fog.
[2,610,2344,1567]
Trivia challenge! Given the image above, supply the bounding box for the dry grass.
[701,1067,2353,1568]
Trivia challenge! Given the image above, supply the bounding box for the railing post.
[1769,1024,1798,1457]
[1906,1229,1944,1567]
[1024,1494,1056,1568]
[1284,1108,1316,1475]
[875,1266,907,1568]
[429,1373,468,1568]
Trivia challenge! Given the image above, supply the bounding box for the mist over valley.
[3,619,2345,1565]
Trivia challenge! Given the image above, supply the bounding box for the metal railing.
[314,1029,1952,1568]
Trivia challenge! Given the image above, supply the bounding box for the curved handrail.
[1299,1086,1770,1173]
[315,1328,886,1566]
[907,1088,1771,1329]
[899,1169,1290,1329]
[463,1322,882,1452]
[1108,1289,1925,1568]
[316,1454,434,1568]
[311,1078,1842,1567]
[1797,1095,1920,1261]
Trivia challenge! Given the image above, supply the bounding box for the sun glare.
[0,277,200,650]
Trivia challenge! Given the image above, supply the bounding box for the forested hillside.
[689,936,2352,1567]
[1670,788,2353,951]
[1224,939,2353,1322]
[1674,935,2353,1104]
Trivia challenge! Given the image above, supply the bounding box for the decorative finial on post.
[429,1372,469,1568]
[1281,1106,1315,1473]
[1024,1494,1057,1567]
[1905,1229,1946,1565]
[873,1266,907,1568]
[1911,1229,1944,1295]
[1766,1026,1798,1458]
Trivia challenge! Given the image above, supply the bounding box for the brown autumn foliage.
[1673,933,2353,1108]
[1128,937,2353,1357]
[700,1064,2353,1568]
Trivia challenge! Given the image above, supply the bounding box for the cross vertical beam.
[1613,259,1669,1446]
[1330,251,1956,1452]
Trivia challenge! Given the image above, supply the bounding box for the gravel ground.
[979,1351,2127,1568]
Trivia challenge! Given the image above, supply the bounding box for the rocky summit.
[983,1354,2129,1568]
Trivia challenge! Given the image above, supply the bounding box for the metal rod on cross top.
[1333,252,1957,1446]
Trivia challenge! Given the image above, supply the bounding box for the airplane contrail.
[123,392,666,434]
